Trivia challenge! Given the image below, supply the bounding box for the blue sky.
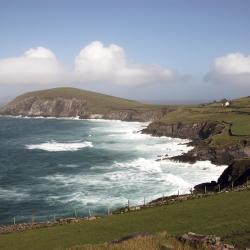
[1,0,250,103]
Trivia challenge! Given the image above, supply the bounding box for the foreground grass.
[0,191,249,250]
[66,232,198,250]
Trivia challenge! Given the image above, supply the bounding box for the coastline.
[0,114,227,188]
[1,186,249,234]
[1,114,248,227]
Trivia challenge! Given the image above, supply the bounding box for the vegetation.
[159,96,250,146]
[0,190,249,250]
[66,232,197,250]
[10,87,165,114]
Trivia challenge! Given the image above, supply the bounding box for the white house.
[222,100,231,107]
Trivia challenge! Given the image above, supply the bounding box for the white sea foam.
[26,140,93,152]
[0,187,29,200]
[1,116,228,215]
[41,155,227,208]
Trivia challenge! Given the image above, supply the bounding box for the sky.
[0,0,250,104]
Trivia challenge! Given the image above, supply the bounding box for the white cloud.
[0,41,177,86]
[75,41,175,85]
[207,53,250,85]
[0,47,66,84]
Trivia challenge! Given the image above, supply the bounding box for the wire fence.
[1,181,249,233]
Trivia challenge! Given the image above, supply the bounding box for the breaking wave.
[26,140,93,152]
[0,116,227,223]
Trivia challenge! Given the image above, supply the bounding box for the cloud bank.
[0,41,176,85]
[206,53,250,85]
[0,47,67,84]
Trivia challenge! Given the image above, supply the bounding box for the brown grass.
[61,232,205,250]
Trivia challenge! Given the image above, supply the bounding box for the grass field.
[159,97,250,146]
[0,190,249,250]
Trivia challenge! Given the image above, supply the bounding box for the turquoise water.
[0,117,226,224]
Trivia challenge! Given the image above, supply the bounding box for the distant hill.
[0,87,169,121]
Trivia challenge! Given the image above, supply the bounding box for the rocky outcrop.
[142,121,225,140]
[180,232,236,249]
[194,159,250,192]
[171,142,247,166]
[0,96,168,122]
[103,109,167,122]
[0,96,89,118]
[142,120,250,166]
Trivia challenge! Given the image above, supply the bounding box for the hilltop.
[0,87,169,121]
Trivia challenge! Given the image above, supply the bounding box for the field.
[159,97,250,146]
[0,190,249,250]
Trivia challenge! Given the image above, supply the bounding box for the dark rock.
[179,232,236,249]
[172,142,247,166]
[111,232,154,244]
[217,159,250,188]
[194,159,250,192]
[194,181,218,193]
[142,121,224,140]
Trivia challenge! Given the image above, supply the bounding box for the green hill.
[8,87,156,113]
[0,87,168,120]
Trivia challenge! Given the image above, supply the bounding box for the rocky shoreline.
[142,120,250,191]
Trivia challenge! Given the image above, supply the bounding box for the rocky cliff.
[141,121,225,140]
[194,159,250,192]
[0,96,89,118]
[142,120,250,166]
[0,88,168,122]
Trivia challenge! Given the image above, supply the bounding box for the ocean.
[0,116,226,224]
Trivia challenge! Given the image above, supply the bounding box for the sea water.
[0,116,226,224]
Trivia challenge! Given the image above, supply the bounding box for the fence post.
[144,197,146,206]
[178,190,179,197]
[128,199,130,210]
[13,217,15,225]
[107,206,110,216]
[88,208,91,217]
[231,181,234,190]
[74,209,77,218]
[205,185,207,194]
[218,184,221,192]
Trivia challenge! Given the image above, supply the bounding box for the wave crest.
[26,140,93,152]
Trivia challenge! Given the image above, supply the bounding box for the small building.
[221,99,231,107]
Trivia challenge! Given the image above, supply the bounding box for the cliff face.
[142,120,249,166]
[0,96,167,122]
[194,159,250,192]
[103,109,167,122]
[141,121,225,140]
[0,97,89,118]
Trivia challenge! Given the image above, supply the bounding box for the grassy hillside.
[9,87,164,114]
[0,190,249,250]
[159,96,250,146]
